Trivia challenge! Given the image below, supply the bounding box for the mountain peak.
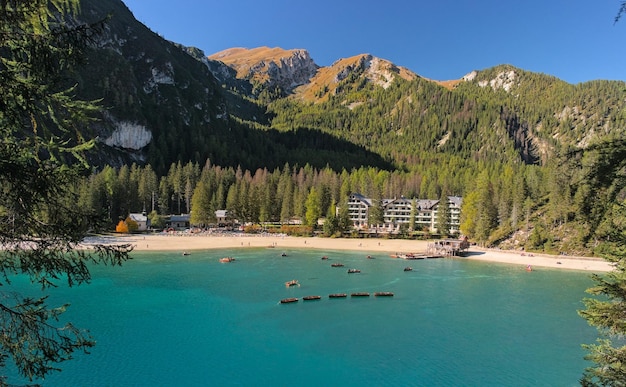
[208,47,318,92]
[208,47,419,101]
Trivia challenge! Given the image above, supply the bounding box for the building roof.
[129,213,148,222]
[383,197,412,207]
[349,193,372,206]
[350,193,462,210]
[416,199,439,210]
[448,196,463,208]
[170,214,190,222]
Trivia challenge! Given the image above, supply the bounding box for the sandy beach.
[82,233,614,273]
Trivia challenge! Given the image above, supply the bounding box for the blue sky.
[121,0,626,84]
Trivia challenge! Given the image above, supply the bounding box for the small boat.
[331,263,344,267]
[351,292,370,297]
[392,253,426,259]
[374,292,394,297]
[321,256,329,260]
[280,298,299,304]
[328,293,347,298]
[285,279,299,287]
[219,257,235,263]
[404,267,413,272]
[281,252,288,257]
[182,251,190,256]
[347,268,361,273]
[303,295,321,301]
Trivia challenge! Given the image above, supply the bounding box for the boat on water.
[219,257,235,263]
[331,263,344,267]
[391,253,427,259]
[404,267,413,272]
[328,293,347,298]
[182,251,190,256]
[285,279,299,287]
[303,295,321,301]
[404,253,425,259]
[280,298,299,304]
[374,292,394,297]
[351,292,370,297]
[281,252,288,257]
[347,268,361,273]
[321,256,329,260]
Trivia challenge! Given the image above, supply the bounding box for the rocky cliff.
[208,47,319,94]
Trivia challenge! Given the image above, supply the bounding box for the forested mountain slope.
[71,0,392,175]
[73,0,626,179]
[210,46,626,172]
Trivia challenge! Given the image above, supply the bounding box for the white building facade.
[346,193,462,234]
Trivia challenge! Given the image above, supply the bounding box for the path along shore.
[81,233,614,273]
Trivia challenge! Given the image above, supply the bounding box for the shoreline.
[82,233,614,273]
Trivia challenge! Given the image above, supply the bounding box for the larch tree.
[304,187,321,228]
[0,0,131,383]
[190,180,213,227]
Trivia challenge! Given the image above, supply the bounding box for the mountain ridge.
[204,45,599,99]
[207,46,458,100]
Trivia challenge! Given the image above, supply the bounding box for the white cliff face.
[364,56,399,89]
[333,54,414,91]
[478,70,517,92]
[462,71,478,82]
[105,121,152,150]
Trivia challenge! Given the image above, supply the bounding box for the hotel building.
[347,193,462,234]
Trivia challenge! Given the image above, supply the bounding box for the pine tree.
[576,139,626,386]
[436,194,451,237]
[0,1,131,382]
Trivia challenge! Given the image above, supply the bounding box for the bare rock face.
[478,70,517,92]
[334,54,411,89]
[208,47,319,93]
[264,49,319,90]
[462,71,478,82]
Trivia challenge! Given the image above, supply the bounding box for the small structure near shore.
[427,237,470,257]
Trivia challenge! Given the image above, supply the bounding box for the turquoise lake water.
[4,248,600,386]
